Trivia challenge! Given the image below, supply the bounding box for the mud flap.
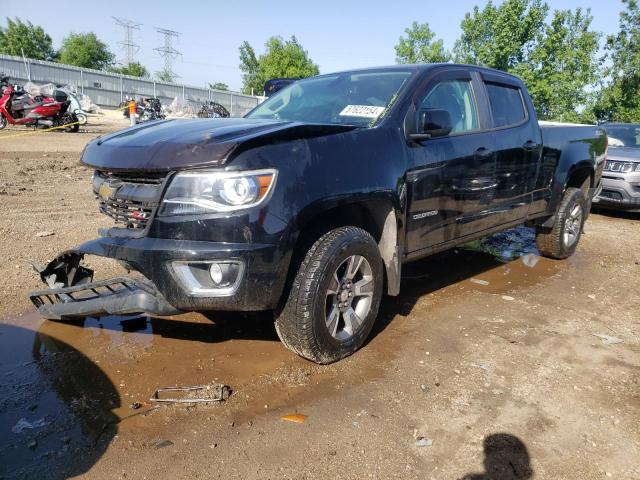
[28,251,181,320]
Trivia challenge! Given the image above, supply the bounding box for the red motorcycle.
[0,75,79,132]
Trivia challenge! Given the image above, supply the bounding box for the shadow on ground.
[460,433,533,480]
[371,225,546,341]
[0,324,118,480]
[591,206,640,220]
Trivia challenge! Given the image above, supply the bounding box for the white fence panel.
[0,54,260,116]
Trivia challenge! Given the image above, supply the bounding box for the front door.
[405,70,497,254]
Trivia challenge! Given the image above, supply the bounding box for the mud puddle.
[0,311,303,479]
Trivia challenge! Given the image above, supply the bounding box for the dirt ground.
[0,116,639,480]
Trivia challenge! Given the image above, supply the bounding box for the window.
[605,124,640,147]
[246,69,413,127]
[419,79,479,134]
[486,82,526,128]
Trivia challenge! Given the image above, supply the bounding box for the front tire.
[0,114,7,130]
[275,227,383,364]
[536,187,586,259]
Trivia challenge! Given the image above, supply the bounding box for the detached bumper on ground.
[29,275,181,320]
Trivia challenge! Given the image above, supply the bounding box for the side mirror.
[410,108,453,140]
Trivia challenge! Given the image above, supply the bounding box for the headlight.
[160,169,277,216]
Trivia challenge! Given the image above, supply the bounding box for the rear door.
[480,72,542,224]
[405,69,498,254]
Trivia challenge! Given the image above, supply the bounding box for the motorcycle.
[197,101,230,118]
[61,87,88,125]
[121,97,165,123]
[0,75,79,132]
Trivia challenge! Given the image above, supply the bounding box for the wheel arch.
[540,160,594,228]
[564,161,594,193]
[284,194,402,304]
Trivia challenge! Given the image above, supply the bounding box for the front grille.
[99,197,155,229]
[604,160,640,173]
[94,171,167,230]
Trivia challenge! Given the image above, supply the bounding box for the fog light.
[210,263,223,284]
[171,260,244,297]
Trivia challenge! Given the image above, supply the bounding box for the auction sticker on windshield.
[339,105,386,119]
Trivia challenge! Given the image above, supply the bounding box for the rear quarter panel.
[535,124,606,216]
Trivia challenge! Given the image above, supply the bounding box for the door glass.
[485,82,525,127]
[420,79,479,134]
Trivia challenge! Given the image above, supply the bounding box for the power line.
[154,27,182,80]
[112,17,142,65]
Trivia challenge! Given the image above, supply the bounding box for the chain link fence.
[0,54,260,117]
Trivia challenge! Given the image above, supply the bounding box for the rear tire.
[275,227,383,364]
[536,187,586,259]
[0,114,7,130]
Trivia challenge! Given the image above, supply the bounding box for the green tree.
[111,62,149,78]
[395,21,451,64]
[239,41,261,94]
[594,0,640,122]
[239,36,319,95]
[0,17,56,60]
[59,32,114,70]
[155,69,176,83]
[454,0,548,70]
[514,8,601,122]
[208,82,229,91]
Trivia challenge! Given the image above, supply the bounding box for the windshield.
[246,69,414,127]
[606,124,640,148]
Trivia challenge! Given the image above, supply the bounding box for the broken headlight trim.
[159,169,277,216]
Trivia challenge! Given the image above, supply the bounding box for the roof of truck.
[320,63,523,81]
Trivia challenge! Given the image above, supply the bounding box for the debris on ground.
[501,295,515,301]
[153,440,174,449]
[130,401,152,410]
[470,278,490,286]
[281,413,308,424]
[150,383,232,404]
[415,437,433,447]
[587,294,596,300]
[35,231,54,238]
[11,417,48,434]
[591,333,623,345]
[521,253,540,268]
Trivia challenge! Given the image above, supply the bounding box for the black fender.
[290,191,405,296]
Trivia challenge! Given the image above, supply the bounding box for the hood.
[607,146,640,162]
[81,118,357,172]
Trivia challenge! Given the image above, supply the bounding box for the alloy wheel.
[563,203,583,247]
[325,254,374,341]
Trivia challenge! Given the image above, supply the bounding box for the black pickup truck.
[29,64,606,364]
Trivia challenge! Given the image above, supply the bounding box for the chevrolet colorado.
[29,64,607,364]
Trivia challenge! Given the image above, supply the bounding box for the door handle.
[523,140,537,151]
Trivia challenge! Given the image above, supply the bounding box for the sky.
[10,0,626,92]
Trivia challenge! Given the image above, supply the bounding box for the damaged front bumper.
[28,232,290,320]
[28,251,180,320]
